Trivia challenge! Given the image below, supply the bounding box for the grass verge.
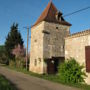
[0,75,17,90]
[1,64,90,90]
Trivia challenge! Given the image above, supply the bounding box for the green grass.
[0,75,16,90]
[2,64,90,90]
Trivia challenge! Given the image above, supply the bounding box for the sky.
[0,0,90,49]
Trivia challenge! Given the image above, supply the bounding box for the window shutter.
[85,46,90,72]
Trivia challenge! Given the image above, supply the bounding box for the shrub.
[9,60,16,67]
[0,45,8,64]
[58,58,87,84]
[15,57,25,69]
[9,56,26,69]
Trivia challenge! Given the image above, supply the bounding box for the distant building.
[29,1,71,74]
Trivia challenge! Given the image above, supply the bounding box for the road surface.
[0,66,80,90]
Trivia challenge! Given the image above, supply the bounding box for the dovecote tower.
[30,1,71,74]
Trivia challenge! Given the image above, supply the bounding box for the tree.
[5,23,23,62]
[10,44,26,68]
[12,44,26,58]
[0,45,5,52]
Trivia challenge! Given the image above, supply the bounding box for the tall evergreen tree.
[5,23,23,61]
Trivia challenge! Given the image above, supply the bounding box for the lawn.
[0,75,17,90]
[3,65,90,90]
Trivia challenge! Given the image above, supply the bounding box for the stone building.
[30,1,71,74]
[65,30,90,84]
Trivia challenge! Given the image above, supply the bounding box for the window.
[34,59,37,66]
[56,11,62,21]
[56,27,58,29]
[38,58,41,64]
[42,30,50,34]
[34,40,37,42]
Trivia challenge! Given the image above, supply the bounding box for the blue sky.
[0,0,90,49]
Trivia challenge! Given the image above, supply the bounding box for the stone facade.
[65,30,90,84]
[30,21,70,74]
[43,22,70,59]
[30,22,44,74]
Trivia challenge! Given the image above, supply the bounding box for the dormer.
[56,11,62,21]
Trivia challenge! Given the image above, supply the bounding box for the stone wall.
[43,21,70,59]
[30,21,70,74]
[30,22,44,74]
[65,31,90,84]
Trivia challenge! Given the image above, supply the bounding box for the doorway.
[47,57,64,74]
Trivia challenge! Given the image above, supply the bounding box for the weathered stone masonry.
[30,22,44,74]
[30,21,70,74]
[43,22,70,59]
[65,30,90,84]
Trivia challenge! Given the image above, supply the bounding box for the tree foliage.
[0,45,5,52]
[58,58,87,84]
[0,45,7,64]
[5,23,23,60]
[12,44,26,58]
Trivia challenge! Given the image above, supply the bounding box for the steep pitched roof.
[32,1,71,27]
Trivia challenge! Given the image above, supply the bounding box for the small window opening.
[34,59,37,66]
[42,30,50,34]
[56,27,58,29]
[35,40,37,42]
[38,58,41,64]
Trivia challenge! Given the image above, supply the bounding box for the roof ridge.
[66,29,90,39]
[71,29,90,36]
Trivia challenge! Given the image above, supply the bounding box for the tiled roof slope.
[32,1,71,27]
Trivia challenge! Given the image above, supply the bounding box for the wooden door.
[85,46,90,72]
[47,60,55,74]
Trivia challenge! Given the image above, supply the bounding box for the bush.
[9,57,25,69]
[58,58,87,84]
[0,45,8,65]
[15,57,25,69]
[9,60,16,67]
[0,53,7,64]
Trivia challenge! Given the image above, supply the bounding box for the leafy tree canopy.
[0,45,5,52]
[5,23,24,59]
